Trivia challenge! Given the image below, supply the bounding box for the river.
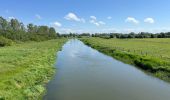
[43,39,170,100]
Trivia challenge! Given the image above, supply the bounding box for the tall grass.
[0,39,67,100]
[81,38,170,82]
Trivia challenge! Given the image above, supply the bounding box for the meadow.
[81,38,170,82]
[0,39,66,100]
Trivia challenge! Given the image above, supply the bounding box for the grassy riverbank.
[0,39,67,100]
[81,38,170,82]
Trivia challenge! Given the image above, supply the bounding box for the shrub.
[0,36,13,47]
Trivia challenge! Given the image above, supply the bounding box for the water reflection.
[44,39,170,100]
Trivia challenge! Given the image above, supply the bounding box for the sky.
[1,0,170,33]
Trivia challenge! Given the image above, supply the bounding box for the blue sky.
[1,0,170,33]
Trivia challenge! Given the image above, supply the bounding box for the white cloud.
[95,23,100,26]
[90,19,96,26]
[98,21,105,25]
[64,12,85,23]
[90,16,97,20]
[125,17,139,24]
[144,18,155,24]
[51,21,62,27]
[90,16,105,26]
[64,13,80,21]
[90,20,100,26]
[107,16,112,20]
[8,16,15,20]
[35,14,42,20]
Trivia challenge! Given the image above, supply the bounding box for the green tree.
[27,23,34,33]
[10,19,21,31]
[49,27,56,38]
[0,16,8,30]
[37,26,49,35]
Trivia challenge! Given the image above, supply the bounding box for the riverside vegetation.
[81,38,170,82]
[0,16,67,99]
[0,39,67,100]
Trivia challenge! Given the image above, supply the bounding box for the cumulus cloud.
[125,17,139,24]
[35,14,42,20]
[65,13,80,21]
[90,16,97,20]
[144,18,154,24]
[64,12,85,23]
[90,16,105,26]
[90,20,100,26]
[51,21,62,27]
[107,16,112,20]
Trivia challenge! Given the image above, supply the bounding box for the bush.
[0,36,13,47]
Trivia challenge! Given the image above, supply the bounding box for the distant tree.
[20,22,25,32]
[92,34,95,37]
[151,34,156,38]
[27,23,34,33]
[0,17,8,30]
[0,16,60,42]
[110,34,114,38]
[37,26,49,35]
[160,32,166,38]
[10,19,21,31]
[49,27,56,38]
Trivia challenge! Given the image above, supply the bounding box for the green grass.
[80,37,170,82]
[0,39,67,100]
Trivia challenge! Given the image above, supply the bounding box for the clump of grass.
[0,39,67,100]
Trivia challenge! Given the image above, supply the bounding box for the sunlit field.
[0,39,66,100]
[81,38,170,81]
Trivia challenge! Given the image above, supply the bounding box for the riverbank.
[0,39,67,100]
[80,38,170,82]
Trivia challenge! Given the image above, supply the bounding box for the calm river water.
[43,39,170,100]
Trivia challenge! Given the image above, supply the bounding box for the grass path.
[0,39,67,100]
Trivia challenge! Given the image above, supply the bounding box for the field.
[0,39,67,100]
[81,38,170,82]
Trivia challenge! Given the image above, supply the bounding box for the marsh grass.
[0,39,66,100]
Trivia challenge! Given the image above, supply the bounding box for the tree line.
[61,32,170,39]
[59,32,170,39]
[1,16,170,46]
[0,16,59,46]
[92,32,170,39]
